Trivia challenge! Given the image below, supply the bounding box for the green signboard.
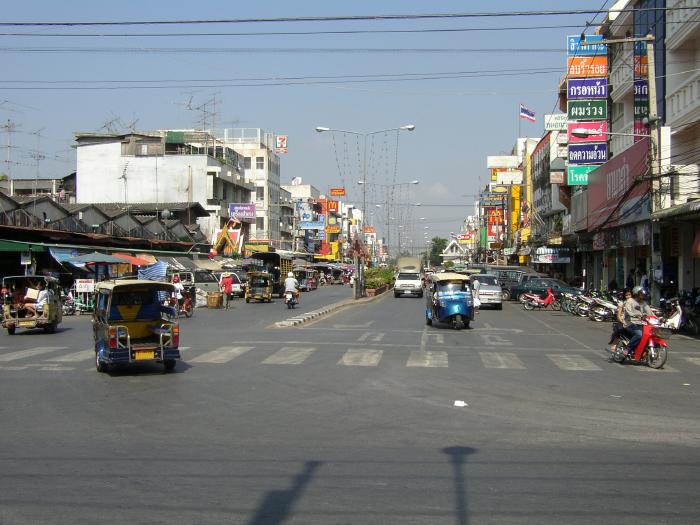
[567,165,597,185]
[567,100,607,120]
[634,99,649,119]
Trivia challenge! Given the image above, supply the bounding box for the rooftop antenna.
[98,114,122,134]
[1,119,19,189]
[29,127,46,218]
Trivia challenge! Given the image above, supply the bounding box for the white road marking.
[684,357,700,367]
[480,334,513,346]
[548,354,601,371]
[38,365,75,371]
[406,350,448,368]
[480,352,526,369]
[339,349,383,367]
[332,321,375,329]
[634,365,679,373]
[427,333,444,344]
[262,347,316,365]
[0,347,65,362]
[47,349,93,362]
[357,332,385,342]
[189,346,254,364]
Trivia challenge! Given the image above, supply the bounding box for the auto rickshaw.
[92,280,181,372]
[330,268,344,285]
[245,272,273,303]
[293,267,318,292]
[425,272,475,330]
[1,275,63,334]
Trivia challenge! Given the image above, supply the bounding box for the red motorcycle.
[167,286,194,319]
[522,288,561,311]
[612,315,668,369]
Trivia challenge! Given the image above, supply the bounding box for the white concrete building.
[74,131,254,240]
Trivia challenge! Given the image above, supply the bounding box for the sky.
[0,1,611,251]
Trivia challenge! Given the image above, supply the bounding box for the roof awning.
[111,252,153,266]
[651,199,700,220]
[49,247,81,263]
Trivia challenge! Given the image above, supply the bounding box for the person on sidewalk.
[220,273,234,310]
[625,269,636,290]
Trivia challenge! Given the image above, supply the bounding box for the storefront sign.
[326,200,339,213]
[634,79,649,97]
[550,171,565,184]
[299,219,325,230]
[567,34,606,56]
[568,121,608,143]
[325,225,341,234]
[567,78,608,100]
[329,187,346,197]
[587,138,650,231]
[567,165,597,186]
[634,55,648,77]
[567,56,608,78]
[567,100,607,120]
[544,113,568,131]
[75,279,96,293]
[568,143,608,164]
[228,203,256,221]
[532,247,571,264]
[634,99,649,119]
[363,226,376,234]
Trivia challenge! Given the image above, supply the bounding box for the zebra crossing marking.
[189,346,254,364]
[406,350,448,368]
[357,332,385,343]
[47,349,93,362]
[339,349,383,367]
[262,347,316,365]
[684,357,700,367]
[480,352,526,369]
[547,354,601,371]
[480,334,513,346]
[0,347,65,362]
[634,365,679,373]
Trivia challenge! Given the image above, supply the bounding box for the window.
[195,271,217,283]
[256,217,265,230]
[256,187,265,201]
[244,157,252,170]
[256,156,264,170]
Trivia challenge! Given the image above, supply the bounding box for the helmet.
[632,285,643,295]
[288,272,294,278]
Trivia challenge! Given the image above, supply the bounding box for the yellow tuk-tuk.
[245,272,273,303]
[2,275,63,335]
[92,280,181,372]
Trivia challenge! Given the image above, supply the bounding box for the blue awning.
[49,247,81,263]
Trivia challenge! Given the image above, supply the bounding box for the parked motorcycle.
[62,298,76,316]
[612,315,669,369]
[522,288,561,311]
[588,295,620,322]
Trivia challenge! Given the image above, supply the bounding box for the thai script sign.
[567,34,606,56]
[567,165,597,186]
[568,121,608,143]
[299,217,325,230]
[567,78,608,100]
[567,56,608,78]
[544,113,568,131]
[329,187,345,196]
[567,100,607,120]
[228,203,256,221]
[634,79,648,97]
[325,225,341,234]
[568,143,608,164]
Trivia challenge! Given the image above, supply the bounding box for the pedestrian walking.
[220,272,234,310]
[625,269,636,289]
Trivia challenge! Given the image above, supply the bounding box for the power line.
[0,7,692,27]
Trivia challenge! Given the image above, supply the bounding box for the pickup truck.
[394,272,423,298]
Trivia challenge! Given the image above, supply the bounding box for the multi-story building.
[74,131,254,241]
[220,129,281,245]
[281,183,321,254]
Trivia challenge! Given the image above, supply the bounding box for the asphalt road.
[1,287,699,524]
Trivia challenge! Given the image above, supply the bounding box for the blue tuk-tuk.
[425,272,474,330]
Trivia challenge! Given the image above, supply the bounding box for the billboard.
[567,56,608,78]
[228,203,256,221]
[587,138,650,231]
[567,165,597,186]
[567,100,607,120]
[567,78,608,100]
[566,34,606,56]
[329,187,346,196]
[487,156,519,169]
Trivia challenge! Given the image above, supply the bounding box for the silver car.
[473,274,502,310]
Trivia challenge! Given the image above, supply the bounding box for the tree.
[443,261,454,269]
[429,237,448,266]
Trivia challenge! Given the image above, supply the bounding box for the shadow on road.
[442,446,478,525]
[247,460,322,525]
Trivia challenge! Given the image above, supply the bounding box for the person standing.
[471,277,481,314]
[220,273,234,310]
[625,268,636,290]
[638,269,649,293]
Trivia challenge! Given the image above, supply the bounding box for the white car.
[394,272,423,298]
[473,274,503,310]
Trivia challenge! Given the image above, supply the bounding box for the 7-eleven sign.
[275,135,288,154]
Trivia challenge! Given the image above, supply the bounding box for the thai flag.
[519,104,536,122]
[450,232,458,240]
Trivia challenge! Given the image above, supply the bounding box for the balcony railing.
[610,43,634,102]
[666,71,700,128]
[666,0,700,49]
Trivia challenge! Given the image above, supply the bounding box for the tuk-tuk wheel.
[163,359,176,372]
[43,323,57,334]
[7,325,15,335]
[425,317,432,326]
[95,352,108,373]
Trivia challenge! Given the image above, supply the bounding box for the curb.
[275,288,392,328]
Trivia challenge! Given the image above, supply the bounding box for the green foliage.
[364,267,395,289]
[429,237,448,266]
[443,261,454,269]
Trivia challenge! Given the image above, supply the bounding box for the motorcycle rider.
[284,271,300,304]
[608,288,632,358]
[622,285,653,356]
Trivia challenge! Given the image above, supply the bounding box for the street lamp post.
[316,125,415,299]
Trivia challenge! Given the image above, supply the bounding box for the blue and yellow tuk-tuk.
[425,273,474,330]
[92,280,181,372]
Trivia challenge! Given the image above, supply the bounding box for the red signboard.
[363,226,376,234]
[329,187,346,197]
[327,200,339,213]
[568,121,608,143]
[587,138,650,232]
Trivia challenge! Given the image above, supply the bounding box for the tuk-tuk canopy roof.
[430,272,471,282]
[94,279,175,293]
[2,275,60,285]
